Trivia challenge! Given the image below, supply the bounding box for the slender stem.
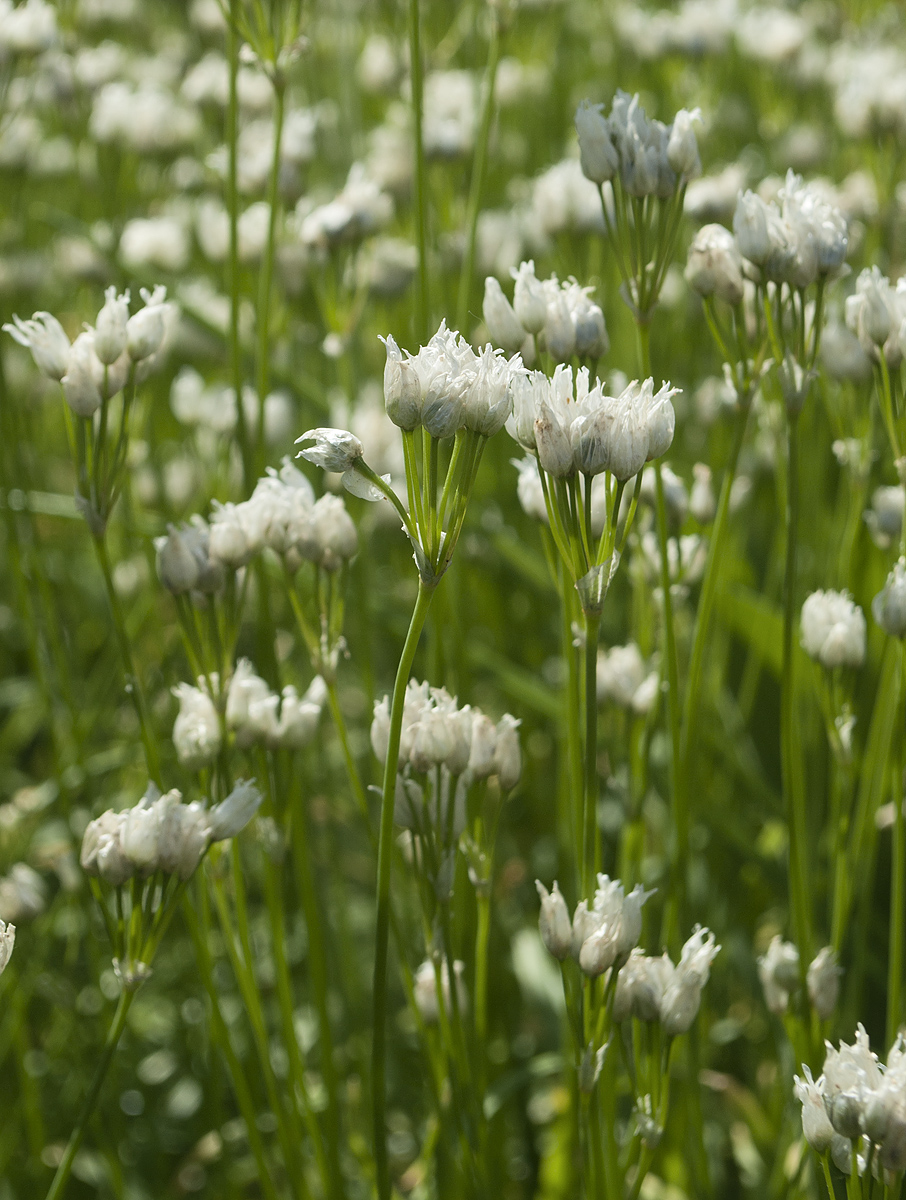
[255,76,286,474]
[888,641,906,1049]
[455,6,501,332]
[373,579,436,1200]
[782,414,812,963]
[228,0,253,490]
[44,991,135,1200]
[583,610,602,894]
[326,678,370,820]
[92,533,161,786]
[408,0,430,342]
[681,403,751,763]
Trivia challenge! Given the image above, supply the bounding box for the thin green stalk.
[228,0,253,490]
[583,610,602,893]
[326,678,369,820]
[455,5,501,332]
[782,414,812,963]
[255,76,286,474]
[681,403,751,763]
[44,991,135,1200]
[408,0,430,342]
[92,533,161,786]
[373,579,436,1200]
[888,643,906,1049]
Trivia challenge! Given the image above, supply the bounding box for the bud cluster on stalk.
[795,1026,906,1174]
[575,92,702,195]
[536,875,720,1036]
[4,285,175,416]
[372,680,521,793]
[80,780,262,886]
[482,260,609,364]
[758,936,841,1019]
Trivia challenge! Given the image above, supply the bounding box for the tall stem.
[44,991,135,1200]
[583,610,602,893]
[455,7,501,332]
[92,534,161,786]
[408,0,430,342]
[782,414,812,963]
[888,642,906,1049]
[228,0,253,490]
[373,579,436,1200]
[255,77,286,475]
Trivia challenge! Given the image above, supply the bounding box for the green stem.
[326,678,370,820]
[583,610,602,894]
[44,991,135,1200]
[455,6,501,332]
[408,0,430,342]
[227,0,253,490]
[782,414,812,963]
[255,76,286,475]
[888,642,906,1049]
[92,533,161,786]
[373,578,436,1200]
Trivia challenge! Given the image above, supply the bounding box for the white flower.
[794,1066,837,1153]
[536,880,572,960]
[685,224,745,305]
[61,331,104,418]
[0,919,15,976]
[94,286,131,365]
[172,681,222,770]
[873,560,906,638]
[757,935,800,1014]
[208,781,263,841]
[126,286,169,362]
[483,276,526,354]
[380,334,422,430]
[270,677,326,749]
[511,260,548,335]
[414,958,467,1023]
[666,107,702,180]
[659,926,720,1035]
[800,590,866,668]
[492,713,522,790]
[296,427,364,472]
[575,100,619,184]
[807,946,842,1021]
[226,660,277,748]
[309,494,358,570]
[3,311,70,380]
[613,950,674,1022]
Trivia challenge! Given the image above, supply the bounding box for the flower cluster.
[371,680,521,791]
[80,781,262,885]
[795,1027,906,1173]
[210,462,358,572]
[575,92,702,194]
[536,874,653,975]
[379,320,526,438]
[732,172,848,289]
[4,286,175,416]
[225,662,326,752]
[612,929,721,1035]
[800,590,866,670]
[507,364,678,481]
[482,261,609,363]
[845,267,906,367]
[758,937,841,1019]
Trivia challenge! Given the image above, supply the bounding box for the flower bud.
[492,714,522,789]
[380,334,422,430]
[575,100,619,184]
[800,590,866,669]
[483,277,526,354]
[733,191,772,264]
[807,946,841,1021]
[155,525,202,594]
[126,287,169,361]
[94,286,131,365]
[4,311,71,380]
[512,261,547,335]
[536,880,572,960]
[172,682,222,770]
[62,331,103,418]
[209,780,263,841]
[873,559,906,638]
[795,1067,836,1154]
[685,223,745,306]
[0,919,15,976]
[666,108,701,180]
[296,427,365,473]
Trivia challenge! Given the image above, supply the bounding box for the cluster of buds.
[507,365,677,483]
[209,462,358,573]
[80,781,262,886]
[795,1027,906,1173]
[845,267,906,368]
[612,929,721,1035]
[800,590,867,669]
[758,937,841,1019]
[536,875,652,976]
[575,92,701,196]
[377,321,526,439]
[4,286,175,416]
[732,173,848,290]
[225,661,326,752]
[155,517,227,597]
[371,680,521,791]
[0,920,14,978]
[482,261,608,364]
[596,643,659,715]
[873,560,906,639]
